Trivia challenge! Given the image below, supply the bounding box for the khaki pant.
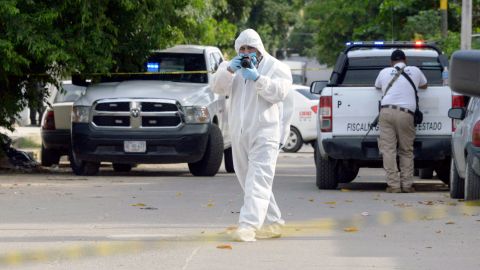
[378,107,416,189]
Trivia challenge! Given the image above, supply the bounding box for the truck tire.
[113,163,132,172]
[434,159,450,185]
[419,168,434,179]
[337,161,359,183]
[283,126,303,153]
[450,158,465,199]
[41,144,60,166]
[465,155,480,200]
[188,124,223,176]
[224,147,235,173]
[69,149,100,176]
[315,146,338,189]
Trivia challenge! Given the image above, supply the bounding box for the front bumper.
[71,123,210,163]
[322,135,451,162]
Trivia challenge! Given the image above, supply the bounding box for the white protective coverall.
[211,29,293,229]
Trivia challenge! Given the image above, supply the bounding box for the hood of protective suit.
[234,29,268,57]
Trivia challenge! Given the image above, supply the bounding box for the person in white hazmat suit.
[211,29,293,242]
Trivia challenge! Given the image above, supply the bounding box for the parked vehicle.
[448,50,480,200]
[40,82,86,166]
[310,41,466,189]
[282,60,307,85]
[282,85,318,153]
[70,45,233,176]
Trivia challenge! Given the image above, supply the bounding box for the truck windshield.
[341,56,442,86]
[99,53,208,84]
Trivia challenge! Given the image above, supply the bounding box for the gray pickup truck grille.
[91,99,182,129]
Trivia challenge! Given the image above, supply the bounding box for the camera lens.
[240,56,251,68]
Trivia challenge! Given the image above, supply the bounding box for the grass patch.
[12,137,41,149]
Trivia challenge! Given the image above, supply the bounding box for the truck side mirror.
[450,50,480,97]
[448,107,466,120]
[310,80,328,95]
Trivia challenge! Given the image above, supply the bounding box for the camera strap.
[397,67,420,112]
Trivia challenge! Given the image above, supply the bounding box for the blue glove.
[241,65,260,81]
[228,55,242,73]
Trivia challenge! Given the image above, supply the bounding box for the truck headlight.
[71,106,91,123]
[183,106,210,124]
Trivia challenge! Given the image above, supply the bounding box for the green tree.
[302,0,465,66]
[0,0,238,136]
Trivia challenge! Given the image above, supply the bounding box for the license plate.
[124,141,146,153]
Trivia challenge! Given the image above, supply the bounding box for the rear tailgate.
[331,86,452,136]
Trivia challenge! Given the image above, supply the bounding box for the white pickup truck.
[69,45,233,176]
[311,42,466,189]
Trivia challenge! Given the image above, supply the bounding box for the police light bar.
[343,41,441,54]
[414,40,424,46]
[147,62,159,72]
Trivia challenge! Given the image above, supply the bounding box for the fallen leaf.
[207,203,214,207]
[447,202,457,206]
[217,244,232,250]
[419,201,434,205]
[345,200,353,203]
[395,203,413,208]
[343,227,359,232]
[226,226,237,231]
[436,230,442,233]
[445,221,455,225]
[131,203,146,207]
[426,246,432,249]
[140,207,158,210]
[340,189,351,192]
[324,201,336,205]
[308,198,314,202]
[176,192,182,197]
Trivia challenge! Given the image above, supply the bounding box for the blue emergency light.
[147,62,160,72]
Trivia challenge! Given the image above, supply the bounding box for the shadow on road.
[339,181,448,192]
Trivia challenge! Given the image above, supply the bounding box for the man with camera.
[374,49,428,193]
[211,29,293,241]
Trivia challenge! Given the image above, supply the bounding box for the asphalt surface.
[0,142,479,269]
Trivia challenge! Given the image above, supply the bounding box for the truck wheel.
[465,155,480,200]
[434,159,450,185]
[450,158,465,199]
[41,144,60,166]
[419,168,434,179]
[113,163,132,172]
[314,146,338,189]
[282,126,303,153]
[69,149,100,176]
[337,161,359,183]
[188,124,223,176]
[224,147,235,173]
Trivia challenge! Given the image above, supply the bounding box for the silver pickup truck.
[70,45,233,176]
[311,42,466,189]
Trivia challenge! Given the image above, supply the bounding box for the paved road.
[0,150,479,270]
